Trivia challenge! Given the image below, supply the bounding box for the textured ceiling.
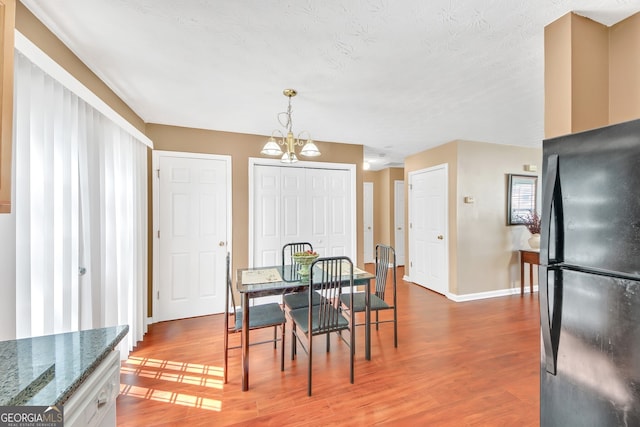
[20,0,640,170]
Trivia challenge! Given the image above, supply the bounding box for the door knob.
[437,235,444,240]
[367,226,372,230]
[219,241,225,246]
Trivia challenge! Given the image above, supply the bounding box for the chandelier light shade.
[261,89,321,163]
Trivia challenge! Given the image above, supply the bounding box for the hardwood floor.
[117,266,540,426]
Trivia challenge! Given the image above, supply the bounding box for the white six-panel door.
[252,163,354,267]
[409,165,448,295]
[154,151,230,321]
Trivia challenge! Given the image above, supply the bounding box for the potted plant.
[522,211,541,248]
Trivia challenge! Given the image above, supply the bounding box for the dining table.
[236,262,374,391]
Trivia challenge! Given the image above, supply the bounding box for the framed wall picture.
[507,174,538,225]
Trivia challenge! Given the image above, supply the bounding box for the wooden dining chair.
[223,252,286,384]
[289,256,355,396]
[340,244,398,348]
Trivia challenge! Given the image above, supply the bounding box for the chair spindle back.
[311,256,354,333]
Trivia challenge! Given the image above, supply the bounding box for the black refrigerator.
[540,119,640,426]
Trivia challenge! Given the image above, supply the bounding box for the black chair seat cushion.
[289,305,349,334]
[234,302,285,330]
[283,291,325,310]
[340,293,390,312]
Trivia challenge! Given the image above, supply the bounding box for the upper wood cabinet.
[0,0,14,214]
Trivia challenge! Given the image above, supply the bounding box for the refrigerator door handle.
[540,266,563,375]
[540,153,563,265]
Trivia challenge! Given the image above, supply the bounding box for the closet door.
[253,165,308,266]
[281,167,307,246]
[307,168,350,256]
[253,165,282,266]
[252,164,352,267]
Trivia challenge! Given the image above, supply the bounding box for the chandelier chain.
[277,96,294,132]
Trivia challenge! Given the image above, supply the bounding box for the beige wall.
[456,141,541,295]
[404,140,542,296]
[610,13,640,123]
[545,11,640,138]
[544,13,573,138]
[571,14,609,133]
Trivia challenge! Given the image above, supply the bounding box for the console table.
[519,249,539,295]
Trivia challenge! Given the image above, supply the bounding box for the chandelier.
[261,89,321,163]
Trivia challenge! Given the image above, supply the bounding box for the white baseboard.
[448,286,538,302]
[403,276,538,302]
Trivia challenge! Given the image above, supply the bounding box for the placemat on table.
[241,268,283,285]
[320,260,368,276]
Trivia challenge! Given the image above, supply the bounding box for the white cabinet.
[64,350,120,427]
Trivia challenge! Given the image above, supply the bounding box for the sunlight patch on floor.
[119,384,222,411]
[120,365,223,388]
[119,356,225,411]
[125,356,223,375]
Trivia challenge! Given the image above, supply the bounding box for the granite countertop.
[0,325,129,406]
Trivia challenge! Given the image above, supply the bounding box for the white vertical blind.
[14,50,148,355]
[14,51,80,337]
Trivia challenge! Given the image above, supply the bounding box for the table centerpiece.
[291,250,319,281]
